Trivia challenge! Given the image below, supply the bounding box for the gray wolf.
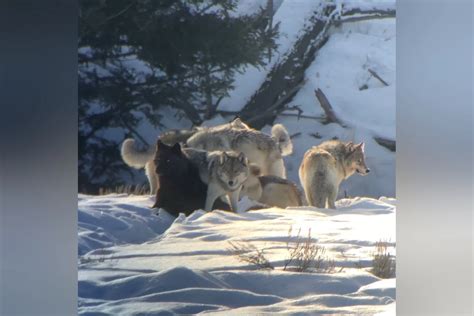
[299,140,370,209]
[186,122,293,178]
[120,118,280,194]
[184,148,250,212]
[160,117,251,146]
[151,141,229,215]
[240,165,304,208]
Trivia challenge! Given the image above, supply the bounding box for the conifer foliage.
[79,0,278,192]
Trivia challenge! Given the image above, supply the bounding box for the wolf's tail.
[271,124,293,156]
[121,138,155,169]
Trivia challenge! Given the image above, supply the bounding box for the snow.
[266,17,396,198]
[218,0,325,112]
[78,194,395,315]
[79,4,396,312]
[218,10,396,199]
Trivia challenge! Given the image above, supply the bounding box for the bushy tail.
[120,138,155,169]
[271,124,293,156]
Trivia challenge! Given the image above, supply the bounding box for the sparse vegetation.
[283,227,339,273]
[371,240,396,278]
[98,184,149,195]
[228,226,342,273]
[79,249,117,265]
[227,241,274,270]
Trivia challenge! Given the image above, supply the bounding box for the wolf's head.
[154,140,190,176]
[214,151,250,191]
[345,142,370,176]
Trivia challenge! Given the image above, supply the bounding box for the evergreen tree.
[79,0,278,192]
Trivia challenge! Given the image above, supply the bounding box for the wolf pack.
[121,118,370,216]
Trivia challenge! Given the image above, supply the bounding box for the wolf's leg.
[145,161,159,195]
[205,183,222,211]
[327,186,338,209]
[314,193,326,208]
[302,174,318,207]
[305,186,316,207]
[228,187,242,212]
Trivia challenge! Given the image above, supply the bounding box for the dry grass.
[98,184,149,195]
[284,227,339,273]
[228,226,341,273]
[227,241,274,270]
[79,249,117,265]
[371,240,396,278]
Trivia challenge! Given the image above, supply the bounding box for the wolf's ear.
[172,143,181,153]
[156,139,165,150]
[345,141,356,152]
[238,152,246,163]
[249,163,261,176]
[219,153,227,165]
[355,142,365,152]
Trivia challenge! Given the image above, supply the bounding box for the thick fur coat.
[299,140,370,209]
[152,141,229,215]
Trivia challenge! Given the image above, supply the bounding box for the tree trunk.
[239,3,395,129]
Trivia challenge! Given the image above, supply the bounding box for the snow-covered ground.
[78,194,396,315]
[78,1,396,313]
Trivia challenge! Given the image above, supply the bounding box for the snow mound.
[78,194,175,255]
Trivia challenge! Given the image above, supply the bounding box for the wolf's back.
[121,138,155,169]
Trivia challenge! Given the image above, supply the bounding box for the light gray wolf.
[299,140,370,209]
[186,122,293,178]
[240,165,304,208]
[120,118,250,195]
[183,148,250,212]
[160,117,251,145]
[121,138,158,195]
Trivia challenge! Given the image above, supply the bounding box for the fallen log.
[374,137,396,152]
[314,88,346,127]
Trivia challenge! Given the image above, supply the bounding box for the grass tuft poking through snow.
[99,184,149,195]
[283,226,339,273]
[228,226,342,274]
[371,240,396,279]
[227,241,274,270]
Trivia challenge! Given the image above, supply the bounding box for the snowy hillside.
[78,194,396,315]
[102,5,396,199]
[274,17,396,198]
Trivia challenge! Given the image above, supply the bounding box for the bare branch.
[368,69,389,86]
[314,89,346,127]
[338,14,395,25]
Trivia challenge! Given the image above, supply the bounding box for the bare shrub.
[79,249,117,265]
[283,226,339,273]
[227,241,274,270]
[371,240,396,278]
[228,227,343,274]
